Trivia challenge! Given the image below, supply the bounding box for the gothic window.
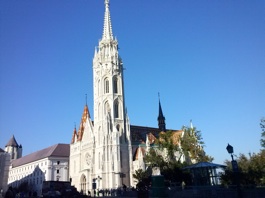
[105,102,110,114]
[114,102,119,118]
[113,77,118,93]
[80,175,86,193]
[105,79,109,93]
[116,124,120,131]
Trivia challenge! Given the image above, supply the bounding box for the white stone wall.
[8,157,69,196]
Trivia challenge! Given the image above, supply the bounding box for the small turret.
[5,135,22,160]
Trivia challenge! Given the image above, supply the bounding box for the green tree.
[260,118,265,149]
[133,169,150,183]
[221,151,265,186]
[144,148,167,170]
[181,126,213,163]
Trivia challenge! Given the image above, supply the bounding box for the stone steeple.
[92,0,132,189]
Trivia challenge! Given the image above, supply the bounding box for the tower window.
[105,79,109,93]
[113,78,118,93]
[114,102,119,118]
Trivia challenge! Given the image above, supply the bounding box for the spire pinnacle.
[102,0,113,40]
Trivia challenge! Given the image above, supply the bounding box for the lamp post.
[226,144,241,198]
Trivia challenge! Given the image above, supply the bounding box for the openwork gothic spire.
[102,0,113,40]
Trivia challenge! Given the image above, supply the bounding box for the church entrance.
[80,174,87,195]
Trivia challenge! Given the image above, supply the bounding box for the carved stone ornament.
[85,153,91,165]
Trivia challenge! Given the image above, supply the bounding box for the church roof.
[77,104,90,142]
[0,148,5,153]
[133,146,146,161]
[5,135,19,147]
[10,143,69,168]
[147,132,157,144]
[130,125,161,142]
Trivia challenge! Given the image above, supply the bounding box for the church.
[66,0,206,194]
[69,0,187,193]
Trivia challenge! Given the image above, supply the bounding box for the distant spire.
[102,0,113,40]
[157,94,166,132]
[85,94,87,106]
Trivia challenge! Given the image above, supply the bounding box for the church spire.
[102,0,113,41]
[157,93,166,132]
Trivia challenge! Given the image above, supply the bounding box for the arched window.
[113,77,118,93]
[80,174,86,193]
[114,102,119,118]
[105,79,109,93]
[105,102,110,114]
[116,124,120,131]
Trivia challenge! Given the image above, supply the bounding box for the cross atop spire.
[102,0,113,40]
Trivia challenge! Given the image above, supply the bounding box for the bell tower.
[92,0,132,189]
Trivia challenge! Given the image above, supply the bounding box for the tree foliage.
[133,169,150,183]
[144,148,167,169]
[260,118,265,149]
[221,151,265,186]
[157,131,181,162]
[181,126,213,163]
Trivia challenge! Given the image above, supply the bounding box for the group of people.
[87,184,128,197]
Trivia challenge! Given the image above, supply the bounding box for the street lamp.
[226,144,241,198]
[226,144,238,172]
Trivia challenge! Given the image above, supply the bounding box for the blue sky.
[0,0,264,165]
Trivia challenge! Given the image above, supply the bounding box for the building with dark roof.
[5,135,22,160]
[7,143,70,196]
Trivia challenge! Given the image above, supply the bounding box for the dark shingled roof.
[0,148,5,153]
[11,143,70,167]
[5,135,19,147]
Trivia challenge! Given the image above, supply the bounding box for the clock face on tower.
[85,153,91,165]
